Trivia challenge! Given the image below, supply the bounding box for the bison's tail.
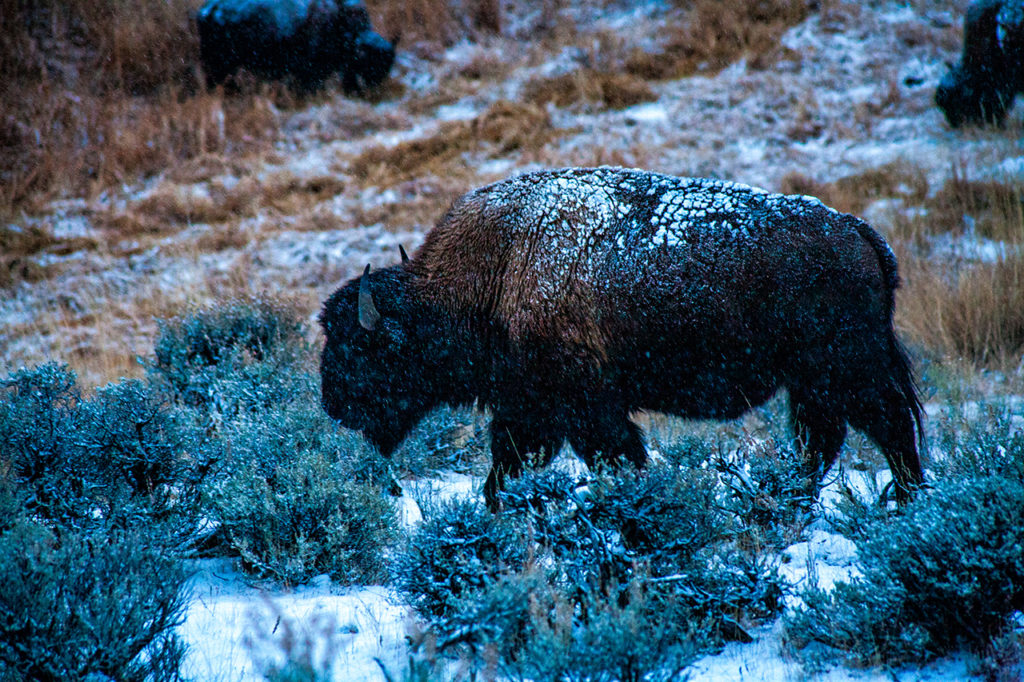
[848,214,926,457]
[891,330,926,457]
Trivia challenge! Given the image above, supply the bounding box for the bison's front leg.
[483,418,560,512]
[567,410,647,473]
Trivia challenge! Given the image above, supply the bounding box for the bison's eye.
[349,330,373,353]
[380,320,406,347]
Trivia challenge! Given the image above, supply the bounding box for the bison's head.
[347,31,395,92]
[319,261,442,456]
[936,64,1013,128]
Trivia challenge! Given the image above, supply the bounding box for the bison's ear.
[399,244,410,264]
[358,264,381,331]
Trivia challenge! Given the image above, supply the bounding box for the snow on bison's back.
[319,167,924,510]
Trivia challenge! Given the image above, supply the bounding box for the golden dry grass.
[3,86,283,213]
[625,0,813,80]
[781,163,1024,370]
[100,170,347,236]
[523,70,657,110]
[367,0,502,51]
[348,100,556,187]
[924,168,1024,241]
[887,170,1024,370]
[1,254,323,388]
[898,252,1024,369]
[0,0,295,215]
[0,225,100,288]
[3,0,1019,390]
[345,180,468,234]
[515,0,812,112]
[780,162,929,216]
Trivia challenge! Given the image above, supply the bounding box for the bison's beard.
[364,424,406,457]
[324,399,427,459]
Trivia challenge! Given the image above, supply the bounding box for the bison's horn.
[399,244,410,264]
[358,264,381,331]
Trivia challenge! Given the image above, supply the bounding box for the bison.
[936,0,1024,127]
[196,0,395,94]
[320,167,925,511]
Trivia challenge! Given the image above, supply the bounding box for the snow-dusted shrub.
[146,297,400,583]
[391,406,491,477]
[151,297,309,414]
[933,400,1024,482]
[530,466,783,645]
[0,363,206,537]
[214,400,391,485]
[512,575,706,682]
[716,437,817,546]
[786,474,1024,666]
[79,379,198,494]
[393,496,528,621]
[154,298,305,371]
[0,363,83,520]
[209,427,398,584]
[396,464,784,677]
[437,567,704,682]
[0,516,189,681]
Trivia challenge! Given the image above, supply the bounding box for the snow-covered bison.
[936,0,1024,127]
[196,0,395,93]
[319,167,925,510]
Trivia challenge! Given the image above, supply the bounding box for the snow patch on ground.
[780,529,861,604]
[180,560,409,682]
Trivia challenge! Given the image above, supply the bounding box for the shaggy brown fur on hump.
[411,178,613,362]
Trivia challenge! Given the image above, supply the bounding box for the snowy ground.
[180,560,408,681]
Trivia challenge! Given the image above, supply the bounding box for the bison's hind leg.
[846,382,925,504]
[792,341,924,505]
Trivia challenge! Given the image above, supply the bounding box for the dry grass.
[4,0,1018,389]
[898,252,1024,369]
[0,0,290,215]
[0,224,100,288]
[0,223,97,266]
[625,0,813,80]
[523,70,657,110]
[2,85,282,215]
[886,169,1024,370]
[367,0,501,52]
[781,163,1024,369]
[348,100,556,187]
[516,0,812,112]
[0,254,321,388]
[0,0,200,95]
[779,162,929,216]
[345,179,469,233]
[100,170,347,235]
[923,168,1024,241]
